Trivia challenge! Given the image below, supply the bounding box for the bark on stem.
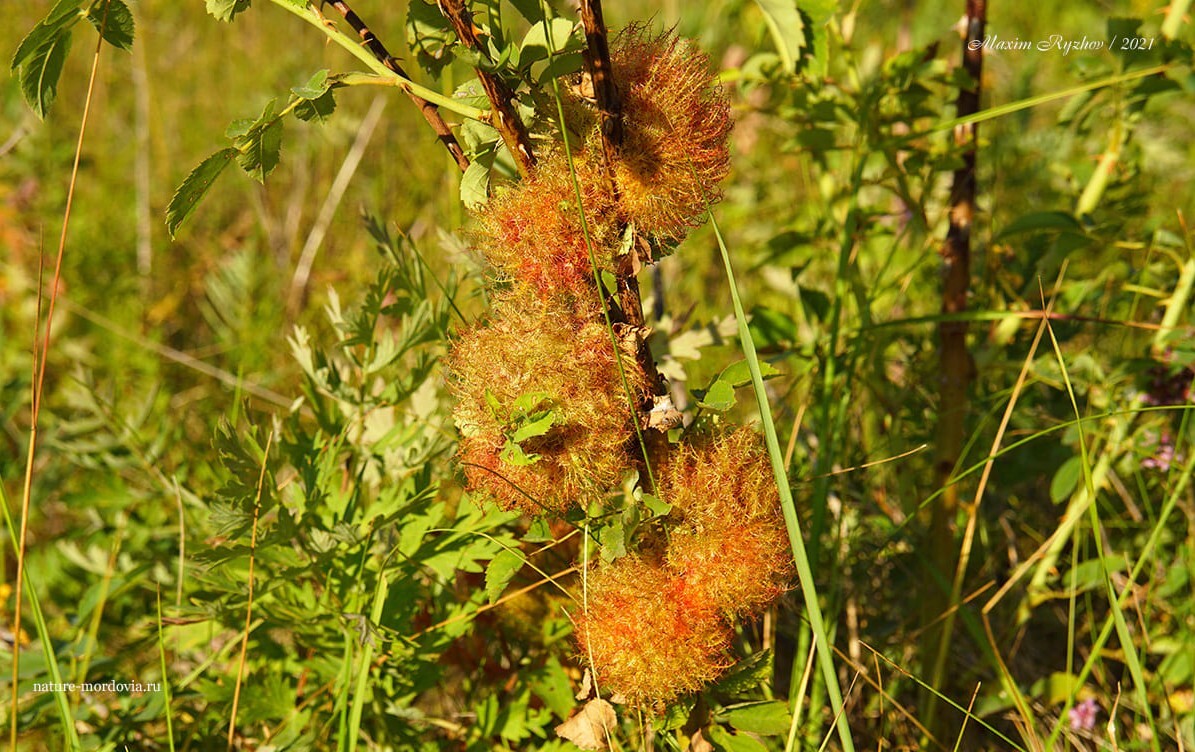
[325,0,470,172]
[436,0,538,177]
[922,0,984,741]
[577,0,671,417]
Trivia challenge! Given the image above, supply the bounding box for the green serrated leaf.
[460,157,493,210]
[233,101,283,182]
[206,0,252,22]
[294,89,336,123]
[484,548,525,604]
[537,51,584,83]
[224,118,255,139]
[18,28,72,119]
[640,493,672,518]
[698,379,737,411]
[717,701,792,736]
[484,389,503,417]
[87,0,134,51]
[512,391,551,415]
[598,517,626,562]
[11,0,82,72]
[519,18,578,68]
[719,359,781,388]
[712,650,774,695]
[511,412,555,443]
[166,148,237,237]
[706,723,770,752]
[291,69,331,100]
[600,270,618,296]
[500,440,540,466]
[523,517,554,543]
[406,0,456,77]
[753,0,804,73]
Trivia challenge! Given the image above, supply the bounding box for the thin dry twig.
[324,0,470,171]
[11,4,113,745]
[226,428,276,751]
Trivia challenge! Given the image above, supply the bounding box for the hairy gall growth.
[659,429,794,616]
[448,291,648,514]
[604,27,732,245]
[575,557,732,704]
[474,156,620,300]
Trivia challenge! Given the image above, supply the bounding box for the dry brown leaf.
[555,698,617,750]
[687,728,715,752]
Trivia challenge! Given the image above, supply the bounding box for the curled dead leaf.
[555,698,617,750]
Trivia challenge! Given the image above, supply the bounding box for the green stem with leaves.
[266,0,491,123]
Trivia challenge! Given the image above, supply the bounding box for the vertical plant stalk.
[923,0,984,734]
[226,429,275,752]
[437,0,538,176]
[574,1,670,412]
[10,4,113,747]
[324,0,470,172]
[579,0,623,164]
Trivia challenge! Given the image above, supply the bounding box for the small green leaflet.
[206,0,252,22]
[87,0,135,51]
[706,723,769,752]
[510,411,555,443]
[752,0,805,73]
[697,359,781,411]
[715,700,792,736]
[292,70,337,123]
[484,547,525,604]
[639,493,672,518]
[500,441,541,466]
[234,100,284,183]
[166,148,236,238]
[460,148,495,210]
[10,0,84,119]
[517,17,579,69]
[291,69,331,99]
[711,649,774,695]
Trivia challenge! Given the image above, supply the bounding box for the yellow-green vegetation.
[3,0,1194,750]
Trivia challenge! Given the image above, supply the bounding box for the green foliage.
[6,0,1195,749]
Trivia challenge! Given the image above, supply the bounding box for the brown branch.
[579,0,623,158]
[435,0,537,177]
[922,0,984,740]
[323,0,470,172]
[572,2,674,433]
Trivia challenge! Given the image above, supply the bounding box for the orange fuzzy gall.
[447,290,648,514]
[604,27,732,245]
[575,557,733,704]
[474,154,619,300]
[657,429,794,616]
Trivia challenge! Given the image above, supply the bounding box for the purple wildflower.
[1069,697,1099,731]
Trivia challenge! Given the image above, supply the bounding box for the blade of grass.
[1045,415,1194,747]
[0,484,80,750]
[707,211,856,752]
[155,589,177,752]
[1042,314,1160,751]
[344,569,388,752]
